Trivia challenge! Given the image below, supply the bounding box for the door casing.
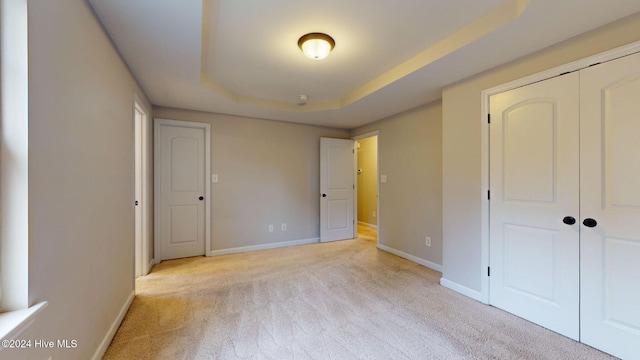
[134,96,150,276]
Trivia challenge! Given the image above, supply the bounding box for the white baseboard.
[439,278,484,303]
[357,221,378,229]
[208,237,320,256]
[377,244,443,272]
[146,259,155,274]
[91,291,135,360]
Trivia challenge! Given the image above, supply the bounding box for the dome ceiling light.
[298,33,335,60]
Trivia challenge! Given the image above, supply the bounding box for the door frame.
[478,41,640,304]
[133,95,151,276]
[352,131,380,245]
[154,118,211,262]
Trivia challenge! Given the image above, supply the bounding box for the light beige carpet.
[103,228,614,359]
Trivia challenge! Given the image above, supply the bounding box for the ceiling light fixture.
[298,33,335,60]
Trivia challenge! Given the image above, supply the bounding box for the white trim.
[439,278,483,302]
[377,244,443,272]
[153,119,160,263]
[479,84,491,305]
[154,119,212,262]
[133,95,150,277]
[91,292,134,360]
[146,259,155,274]
[204,123,212,257]
[1,0,30,311]
[208,237,320,256]
[0,301,48,347]
[357,221,378,229]
[479,40,640,304]
[352,140,358,239]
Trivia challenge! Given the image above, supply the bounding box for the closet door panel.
[580,51,640,360]
[489,72,580,340]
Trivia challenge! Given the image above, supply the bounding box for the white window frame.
[0,0,48,343]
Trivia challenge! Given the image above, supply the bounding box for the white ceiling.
[89,0,640,129]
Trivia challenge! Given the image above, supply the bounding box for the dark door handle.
[322,194,327,197]
[583,218,597,228]
[198,196,204,201]
[562,216,576,225]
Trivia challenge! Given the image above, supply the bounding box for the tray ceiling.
[89,0,640,128]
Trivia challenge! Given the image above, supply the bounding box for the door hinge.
[487,190,491,200]
[487,113,491,124]
[488,267,491,276]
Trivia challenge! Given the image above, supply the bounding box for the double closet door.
[489,51,640,360]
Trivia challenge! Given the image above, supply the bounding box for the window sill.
[0,301,48,347]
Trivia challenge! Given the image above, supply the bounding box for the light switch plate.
[212,174,218,183]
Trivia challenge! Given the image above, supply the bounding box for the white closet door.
[489,72,580,340]
[580,51,640,360]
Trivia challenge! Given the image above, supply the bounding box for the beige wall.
[357,136,378,226]
[4,1,154,359]
[153,107,349,252]
[11,4,640,359]
[352,103,442,268]
[442,12,640,294]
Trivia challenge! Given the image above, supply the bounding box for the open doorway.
[354,133,379,244]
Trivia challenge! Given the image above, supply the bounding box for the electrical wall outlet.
[372,210,376,218]
[269,225,274,232]
[281,223,287,231]
[425,236,431,247]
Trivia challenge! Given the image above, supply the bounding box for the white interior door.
[579,51,640,360]
[320,137,355,242]
[156,119,208,260]
[489,72,580,340]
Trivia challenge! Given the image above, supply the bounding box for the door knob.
[583,218,598,228]
[322,194,327,197]
[562,216,576,225]
[198,196,204,201]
